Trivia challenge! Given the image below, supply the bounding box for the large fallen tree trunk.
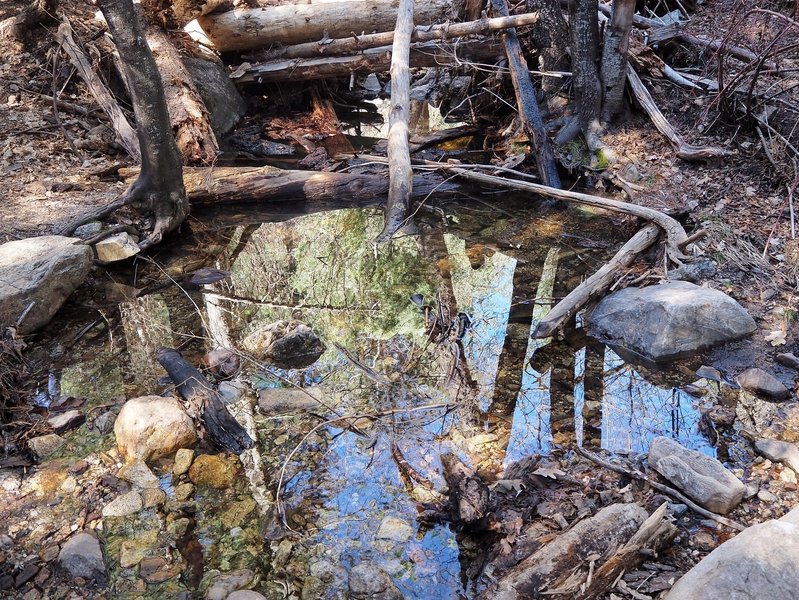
[157,348,253,454]
[255,11,539,61]
[194,0,466,52]
[232,39,503,84]
[120,165,457,205]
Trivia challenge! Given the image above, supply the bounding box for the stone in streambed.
[737,367,791,400]
[57,532,106,585]
[114,395,197,463]
[754,438,799,472]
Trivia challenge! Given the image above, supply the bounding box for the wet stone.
[173,448,195,476]
[57,532,106,585]
[27,434,65,459]
[348,562,404,600]
[117,460,160,489]
[776,353,799,370]
[205,569,255,600]
[376,515,413,542]
[218,380,247,404]
[221,497,256,528]
[241,320,325,369]
[138,556,180,583]
[119,541,147,569]
[142,488,166,508]
[174,482,194,501]
[101,490,143,517]
[754,438,799,472]
[68,460,89,475]
[188,454,238,489]
[737,368,791,401]
[46,410,85,434]
[257,388,322,415]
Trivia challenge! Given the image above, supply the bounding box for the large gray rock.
[349,562,404,600]
[587,281,756,362]
[241,320,325,369]
[737,368,791,400]
[182,57,246,138]
[648,437,745,514]
[114,395,197,463]
[665,507,799,600]
[754,438,799,472]
[57,532,106,584]
[0,236,92,333]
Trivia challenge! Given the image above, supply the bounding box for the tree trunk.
[568,0,602,149]
[99,0,189,248]
[600,0,636,121]
[145,24,219,165]
[526,0,570,95]
[194,0,466,52]
[377,0,414,243]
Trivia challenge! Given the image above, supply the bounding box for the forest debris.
[626,65,728,162]
[376,0,414,244]
[532,224,660,338]
[55,18,140,160]
[441,452,491,524]
[490,0,560,187]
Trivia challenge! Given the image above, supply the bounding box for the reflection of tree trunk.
[550,348,575,446]
[582,338,605,447]
[120,294,175,394]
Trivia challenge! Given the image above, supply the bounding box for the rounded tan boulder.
[114,396,197,463]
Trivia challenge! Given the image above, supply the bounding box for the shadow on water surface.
[38,199,723,598]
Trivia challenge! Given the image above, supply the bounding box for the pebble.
[142,488,166,508]
[188,454,238,489]
[174,482,194,501]
[205,569,254,600]
[757,488,778,503]
[101,491,143,517]
[118,460,160,489]
[172,448,194,477]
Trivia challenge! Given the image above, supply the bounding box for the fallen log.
[120,165,457,204]
[156,348,253,454]
[55,18,140,160]
[232,39,504,83]
[531,224,660,338]
[477,503,649,599]
[626,65,729,161]
[254,11,540,61]
[377,0,414,244]
[490,0,560,188]
[194,0,466,52]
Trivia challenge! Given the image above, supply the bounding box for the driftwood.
[576,446,746,531]
[531,224,660,338]
[490,0,560,188]
[156,348,253,454]
[194,0,466,52]
[478,503,649,599]
[254,11,539,61]
[441,452,490,524]
[377,0,414,244]
[120,165,457,205]
[626,65,728,161]
[232,39,503,84]
[55,18,140,159]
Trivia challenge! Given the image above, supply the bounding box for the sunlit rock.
[737,367,791,401]
[665,507,799,600]
[188,454,238,489]
[102,490,143,517]
[0,236,92,334]
[241,320,325,369]
[648,437,745,514]
[117,460,160,489]
[93,232,140,263]
[46,409,85,434]
[348,562,404,600]
[114,396,197,463]
[754,438,799,472]
[257,387,323,415]
[205,569,254,600]
[376,515,414,542]
[27,434,66,459]
[172,448,195,476]
[587,281,756,362]
[57,532,106,585]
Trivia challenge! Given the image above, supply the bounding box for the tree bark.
[490,0,561,188]
[526,0,570,95]
[600,0,636,121]
[194,0,466,52]
[377,0,414,243]
[568,0,602,149]
[99,0,189,248]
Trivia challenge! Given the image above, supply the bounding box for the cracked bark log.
[55,18,140,160]
[376,0,414,244]
[232,39,503,84]
[157,348,254,454]
[600,0,636,121]
[194,0,466,52]
[490,0,561,188]
[119,165,457,205]
[626,65,728,161]
[531,223,660,338]
[253,12,540,61]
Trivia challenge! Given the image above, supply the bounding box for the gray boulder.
[754,438,799,472]
[58,532,106,584]
[587,281,756,362]
[182,57,246,138]
[0,236,92,333]
[241,320,325,369]
[737,368,791,400]
[665,507,799,600]
[648,436,745,514]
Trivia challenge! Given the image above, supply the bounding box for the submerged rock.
[737,367,791,401]
[665,507,799,600]
[587,281,756,362]
[46,409,85,434]
[241,320,325,369]
[205,569,254,600]
[188,454,238,489]
[376,515,413,542]
[27,434,65,459]
[57,532,106,584]
[257,388,323,415]
[349,562,404,600]
[101,490,143,517]
[0,236,92,334]
[647,437,745,514]
[114,395,197,463]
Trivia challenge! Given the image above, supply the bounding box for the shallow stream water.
[32,198,726,598]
